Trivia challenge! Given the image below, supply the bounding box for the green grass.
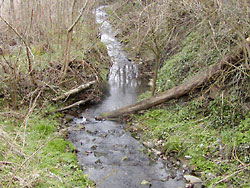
[0,106,93,188]
[157,30,222,92]
[132,96,250,187]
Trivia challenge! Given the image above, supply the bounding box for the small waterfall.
[95,6,141,111]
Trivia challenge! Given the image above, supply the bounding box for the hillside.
[104,0,250,187]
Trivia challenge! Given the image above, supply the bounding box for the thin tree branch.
[0,15,36,85]
[68,0,89,33]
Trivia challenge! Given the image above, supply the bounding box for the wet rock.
[152,148,162,156]
[121,156,128,161]
[141,180,151,185]
[91,145,97,150]
[161,175,170,182]
[175,171,184,181]
[184,175,202,188]
[85,150,92,155]
[94,152,107,157]
[100,133,108,138]
[76,124,85,130]
[174,161,181,167]
[86,129,98,135]
[95,159,102,164]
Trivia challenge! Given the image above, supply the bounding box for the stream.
[68,6,185,188]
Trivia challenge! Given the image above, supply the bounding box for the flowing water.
[68,6,185,188]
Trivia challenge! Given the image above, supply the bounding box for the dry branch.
[52,80,96,102]
[56,98,93,112]
[0,15,36,85]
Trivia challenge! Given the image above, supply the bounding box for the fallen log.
[52,80,96,102]
[98,38,250,119]
[56,98,93,112]
[98,63,223,119]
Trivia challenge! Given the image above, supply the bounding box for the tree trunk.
[9,0,16,24]
[61,0,89,80]
[98,62,223,119]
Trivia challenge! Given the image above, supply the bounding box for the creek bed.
[68,6,185,188]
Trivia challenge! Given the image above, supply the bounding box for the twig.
[48,170,63,183]
[7,135,57,187]
[213,165,249,186]
[22,89,43,149]
[68,0,90,33]
[56,98,93,112]
[0,161,13,165]
[233,141,248,167]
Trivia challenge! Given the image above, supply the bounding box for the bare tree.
[135,1,175,96]
[9,0,15,24]
[61,0,90,80]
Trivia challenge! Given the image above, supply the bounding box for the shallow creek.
[68,6,185,188]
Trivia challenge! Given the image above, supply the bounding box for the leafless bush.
[0,0,110,108]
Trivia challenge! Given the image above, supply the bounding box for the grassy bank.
[105,1,250,187]
[132,27,250,187]
[0,1,109,187]
[131,98,249,187]
[0,104,94,187]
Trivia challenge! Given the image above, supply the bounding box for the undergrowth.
[132,96,250,187]
[157,30,223,91]
[0,105,94,188]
